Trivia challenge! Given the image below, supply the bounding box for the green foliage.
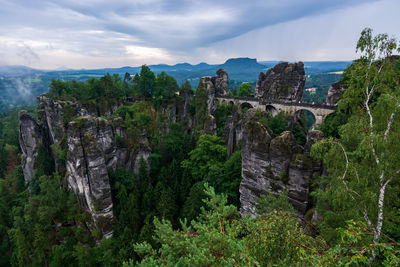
[238,82,252,97]
[292,124,307,145]
[311,28,400,250]
[182,135,227,180]
[303,73,342,103]
[139,65,155,97]
[214,103,232,137]
[180,79,192,91]
[256,190,295,215]
[2,173,95,266]
[245,211,320,266]
[267,112,288,136]
[130,185,400,266]
[131,184,249,266]
[194,81,208,130]
[154,71,178,98]
[220,150,242,207]
[34,145,55,178]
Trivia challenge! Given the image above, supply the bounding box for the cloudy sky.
[0,0,399,69]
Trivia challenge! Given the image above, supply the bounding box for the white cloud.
[125,46,172,62]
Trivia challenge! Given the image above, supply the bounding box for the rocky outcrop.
[199,68,229,115]
[239,110,273,216]
[178,88,195,133]
[36,95,78,173]
[132,134,151,176]
[326,81,345,105]
[204,115,217,136]
[223,112,244,158]
[239,110,324,216]
[255,62,305,102]
[19,111,43,183]
[214,68,229,96]
[66,117,114,238]
[304,130,324,155]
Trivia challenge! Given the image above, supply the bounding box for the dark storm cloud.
[0,0,378,49]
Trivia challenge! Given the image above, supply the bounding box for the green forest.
[0,29,399,266]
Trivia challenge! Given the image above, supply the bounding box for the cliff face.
[239,110,273,215]
[66,117,114,238]
[255,62,305,101]
[239,110,323,216]
[19,111,43,184]
[326,81,346,105]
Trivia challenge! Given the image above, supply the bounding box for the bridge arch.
[294,109,316,129]
[265,104,278,116]
[240,102,253,111]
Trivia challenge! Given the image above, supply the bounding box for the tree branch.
[384,102,400,140]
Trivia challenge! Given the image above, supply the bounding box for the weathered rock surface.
[178,88,195,133]
[37,95,71,144]
[36,95,78,173]
[255,62,305,101]
[326,81,346,106]
[19,111,43,183]
[304,130,324,155]
[239,110,272,216]
[214,68,229,96]
[199,68,229,115]
[240,111,324,216]
[66,117,114,238]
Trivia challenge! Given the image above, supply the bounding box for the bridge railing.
[263,100,336,110]
[216,95,336,110]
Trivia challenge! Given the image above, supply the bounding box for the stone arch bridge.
[215,96,335,127]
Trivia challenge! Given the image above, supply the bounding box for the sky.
[0,0,399,69]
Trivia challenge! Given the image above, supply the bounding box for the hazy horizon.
[0,58,354,71]
[1,0,399,69]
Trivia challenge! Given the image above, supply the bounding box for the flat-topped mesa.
[255,62,306,102]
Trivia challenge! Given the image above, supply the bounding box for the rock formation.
[199,68,229,115]
[19,111,43,183]
[177,88,195,133]
[18,95,153,238]
[239,109,324,216]
[326,81,346,105]
[66,117,114,238]
[255,62,305,102]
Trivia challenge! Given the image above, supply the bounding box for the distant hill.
[0,65,43,77]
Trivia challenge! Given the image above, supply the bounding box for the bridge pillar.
[314,115,324,127]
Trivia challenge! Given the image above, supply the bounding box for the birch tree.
[312,28,400,250]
